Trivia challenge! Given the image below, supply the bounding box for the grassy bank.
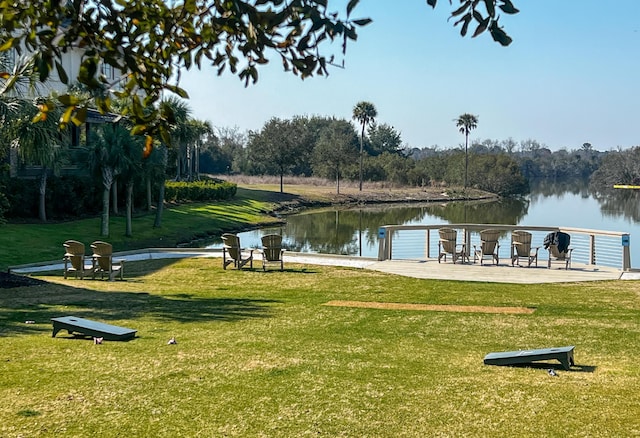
[1,258,639,436]
[1,179,493,270]
[0,188,284,270]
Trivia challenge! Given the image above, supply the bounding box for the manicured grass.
[1,259,639,436]
[0,194,279,270]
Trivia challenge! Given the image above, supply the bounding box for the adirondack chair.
[473,229,500,265]
[63,240,93,279]
[259,234,285,271]
[437,228,467,264]
[90,241,124,280]
[544,231,573,269]
[511,230,539,267]
[221,233,254,270]
[547,243,573,269]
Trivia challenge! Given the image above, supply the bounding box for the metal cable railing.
[378,224,630,270]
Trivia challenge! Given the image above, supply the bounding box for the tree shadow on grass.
[0,271,281,338]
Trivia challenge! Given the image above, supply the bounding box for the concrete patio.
[9,249,636,284]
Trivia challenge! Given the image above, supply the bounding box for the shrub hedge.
[2,176,237,221]
[164,180,237,202]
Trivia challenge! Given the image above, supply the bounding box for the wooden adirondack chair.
[473,229,500,265]
[221,233,254,270]
[511,230,539,267]
[438,228,467,264]
[544,231,573,269]
[259,234,285,271]
[63,240,93,279]
[90,241,124,280]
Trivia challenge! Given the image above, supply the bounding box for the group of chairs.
[221,233,285,271]
[437,228,573,269]
[63,240,124,281]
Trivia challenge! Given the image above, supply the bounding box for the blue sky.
[179,1,640,151]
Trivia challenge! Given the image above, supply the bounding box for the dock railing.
[377,224,631,271]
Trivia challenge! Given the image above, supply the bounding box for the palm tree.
[352,101,377,191]
[186,118,213,181]
[9,98,65,222]
[89,123,129,236]
[163,96,192,181]
[455,113,478,189]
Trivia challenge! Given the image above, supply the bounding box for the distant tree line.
[195,116,621,196]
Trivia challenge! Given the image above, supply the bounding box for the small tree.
[248,118,302,193]
[312,119,359,194]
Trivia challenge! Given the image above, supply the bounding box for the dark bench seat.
[484,346,575,370]
[51,316,137,341]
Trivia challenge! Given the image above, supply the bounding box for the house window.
[101,63,114,80]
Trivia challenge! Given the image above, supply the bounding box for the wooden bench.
[51,316,137,341]
[483,346,575,370]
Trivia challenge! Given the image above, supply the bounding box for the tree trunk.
[186,143,192,181]
[359,124,364,191]
[464,132,469,189]
[175,150,181,181]
[194,141,200,180]
[146,178,152,212]
[112,178,119,215]
[336,165,340,194]
[280,166,284,193]
[125,181,133,237]
[100,167,113,237]
[155,147,167,227]
[154,181,165,228]
[38,166,47,223]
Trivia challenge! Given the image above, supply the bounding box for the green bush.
[164,180,237,202]
[4,174,102,219]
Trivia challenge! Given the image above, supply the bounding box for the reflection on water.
[207,178,640,266]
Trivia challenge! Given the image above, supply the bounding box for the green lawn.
[0,188,281,270]
[1,258,639,437]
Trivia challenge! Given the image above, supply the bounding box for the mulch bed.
[0,272,48,289]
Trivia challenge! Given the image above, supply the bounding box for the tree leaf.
[472,17,491,37]
[57,94,80,106]
[499,0,520,14]
[426,0,438,8]
[55,60,69,84]
[451,2,470,18]
[352,18,372,26]
[483,0,495,17]
[490,21,513,46]
[0,38,14,51]
[346,0,359,18]
[71,106,87,126]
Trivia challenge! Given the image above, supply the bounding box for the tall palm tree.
[455,113,478,189]
[162,96,192,181]
[352,101,377,191]
[89,123,129,236]
[186,118,213,181]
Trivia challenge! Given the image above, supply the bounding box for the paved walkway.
[9,249,636,283]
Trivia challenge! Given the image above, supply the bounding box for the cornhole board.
[483,346,575,370]
[51,316,137,341]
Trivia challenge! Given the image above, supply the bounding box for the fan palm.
[352,101,377,191]
[455,113,478,188]
[9,99,66,222]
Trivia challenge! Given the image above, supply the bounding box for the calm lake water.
[207,179,640,268]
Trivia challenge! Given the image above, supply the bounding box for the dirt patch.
[324,300,536,314]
